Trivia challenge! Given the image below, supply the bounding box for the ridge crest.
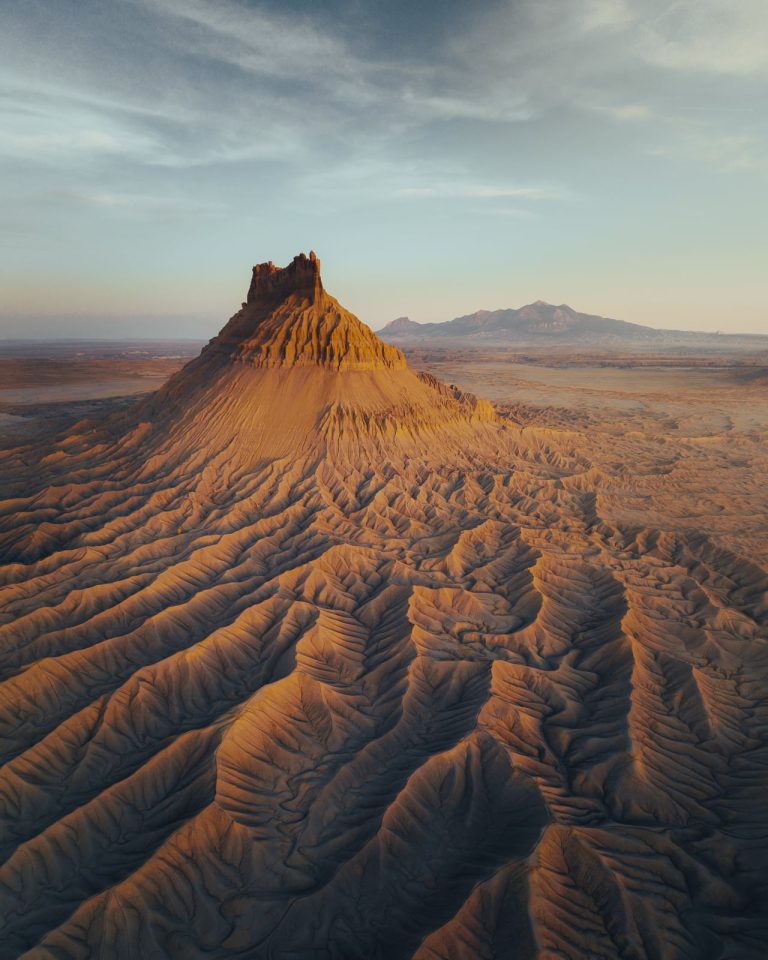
[205,251,407,371]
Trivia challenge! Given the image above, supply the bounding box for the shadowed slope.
[0,255,767,960]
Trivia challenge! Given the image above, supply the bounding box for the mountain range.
[379,301,767,347]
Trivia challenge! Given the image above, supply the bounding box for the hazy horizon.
[2,294,768,342]
[2,0,767,337]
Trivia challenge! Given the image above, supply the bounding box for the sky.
[1,0,766,338]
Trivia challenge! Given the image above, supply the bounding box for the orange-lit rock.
[0,255,766,959]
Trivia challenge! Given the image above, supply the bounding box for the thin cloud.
[639,0,768,75]
[445,0,768,172]
[0,0,763,239]
[648,130,766,173]
[394,183,572,201]
[4,0,763,181]
[603,103,654,121]
[400,90,533,123]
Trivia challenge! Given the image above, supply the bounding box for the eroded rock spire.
[208,251,408,371]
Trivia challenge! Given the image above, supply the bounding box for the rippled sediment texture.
[1,372,767,960]
[3,240,768,960]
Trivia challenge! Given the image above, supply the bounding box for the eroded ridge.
[1,256,767,960]
[209,252,408,371]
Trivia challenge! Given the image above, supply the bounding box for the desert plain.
[3,336,767,563]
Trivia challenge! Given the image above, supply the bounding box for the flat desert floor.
[405,347,768,565]
[0,341,202,438]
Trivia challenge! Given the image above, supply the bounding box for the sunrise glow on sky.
[1,0,766,337]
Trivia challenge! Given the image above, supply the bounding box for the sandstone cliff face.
[210,252,407,371]
[118,253,493,468]
[0,256,766,960]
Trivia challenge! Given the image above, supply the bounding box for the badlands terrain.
[1,254,767,959]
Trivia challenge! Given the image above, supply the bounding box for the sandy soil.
[4,343,765,565]
[1,260,766,959]
[0,353,194,404]
[405,351,768,567]
[0,349,194,438]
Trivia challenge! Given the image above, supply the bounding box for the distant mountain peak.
[379,316,423,335]
[379,298,657,345]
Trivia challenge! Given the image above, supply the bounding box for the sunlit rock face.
[216,251,408,372]
[0,255,766,960]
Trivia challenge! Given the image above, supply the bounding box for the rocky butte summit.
[125,251,496,474]
[0,254,766,959]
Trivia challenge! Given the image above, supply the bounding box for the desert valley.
[1,254,767,959]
